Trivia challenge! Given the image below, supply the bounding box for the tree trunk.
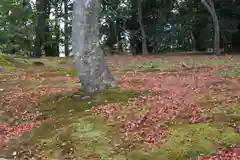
[55,25,60,57]
[116,19,123,53]
[137,0,148,55]
[35,0,47,57]
[72,0,117,93]
[64,0,69,57]
[190,31,196,52]
[201,0,220,55]
[44,0,54,57]
[106,19,117,50]
[54,7,60,57]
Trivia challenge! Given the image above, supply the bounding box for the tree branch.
[201,0,214,16]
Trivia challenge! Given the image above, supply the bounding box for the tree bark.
[201,0,220,55]
[64,0,69,57]
[53,1,60,57]
[72,0,117,93]
[190,31,196,52]
[43,0,59,57]
[34,0,47,57]
[137,0,148,55]
[44,0,55,57]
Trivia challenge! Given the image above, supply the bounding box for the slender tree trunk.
[137,0,148,55]
[116,19,123,53]
[72,0,117,93]
[53,1,60,57]
[201,0,220,55]
[190,31,196,52]
[220,31,229,54]
[64,0,69,57]
[54,24,60,56]
[35,0,47,57]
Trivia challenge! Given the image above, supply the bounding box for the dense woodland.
[1,0,240,57]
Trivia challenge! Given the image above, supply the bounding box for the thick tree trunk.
[137,0,148,55]
[201,0,220,55]
[44,1,53,57]
[106,19,117,50]
[72,0,117,93]
[35,0,47,57]
[43,0,59,57]
[64,0,69,57]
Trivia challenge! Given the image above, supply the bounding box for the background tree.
[0,0,34,55]
[138,0,148,55]
[64,0,69,57]
[201,0,220,54]
[35,0,47,57]
[1,0,240,57]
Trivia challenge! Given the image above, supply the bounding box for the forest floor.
[0,54,240,160]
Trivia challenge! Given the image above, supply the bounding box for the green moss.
[119,59,178,72]
[198,92,240,126]
[44,68,77,77]
[0,55,34,72]
[38,88,138,116]
[161,123,240,159]
[218,64,240,77]
[140,68,162,72]
[127,123,240,160]
[0,55,13,67]
[209,103,240,127]
[0,110,12,123]
[57,57,72,65]
[63,68,77,76]
[2,88,140,159]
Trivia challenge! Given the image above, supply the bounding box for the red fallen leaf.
[1,56,239,156]
[196,147,240,160]
[1,86,79,121]
[93,63,240,149]
[0,120,46,149]
[0,71,80,149]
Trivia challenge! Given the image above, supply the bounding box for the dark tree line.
[1,0,240,56]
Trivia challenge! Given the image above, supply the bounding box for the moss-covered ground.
[1,54,240,159]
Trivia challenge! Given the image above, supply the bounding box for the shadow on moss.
[43,68,77,77]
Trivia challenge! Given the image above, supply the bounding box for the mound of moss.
[0,55,33,71]
[1,88,141,159]
[127,123,240,160]
[3,87,240,159]
[218,64,240,77]
[0,55,13,67]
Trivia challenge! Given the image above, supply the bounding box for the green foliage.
[0,0,34,55]
[1,0,240,56]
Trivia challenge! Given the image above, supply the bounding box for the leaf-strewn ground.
[1,54,240,159]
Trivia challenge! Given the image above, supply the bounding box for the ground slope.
[0,55,240,159]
